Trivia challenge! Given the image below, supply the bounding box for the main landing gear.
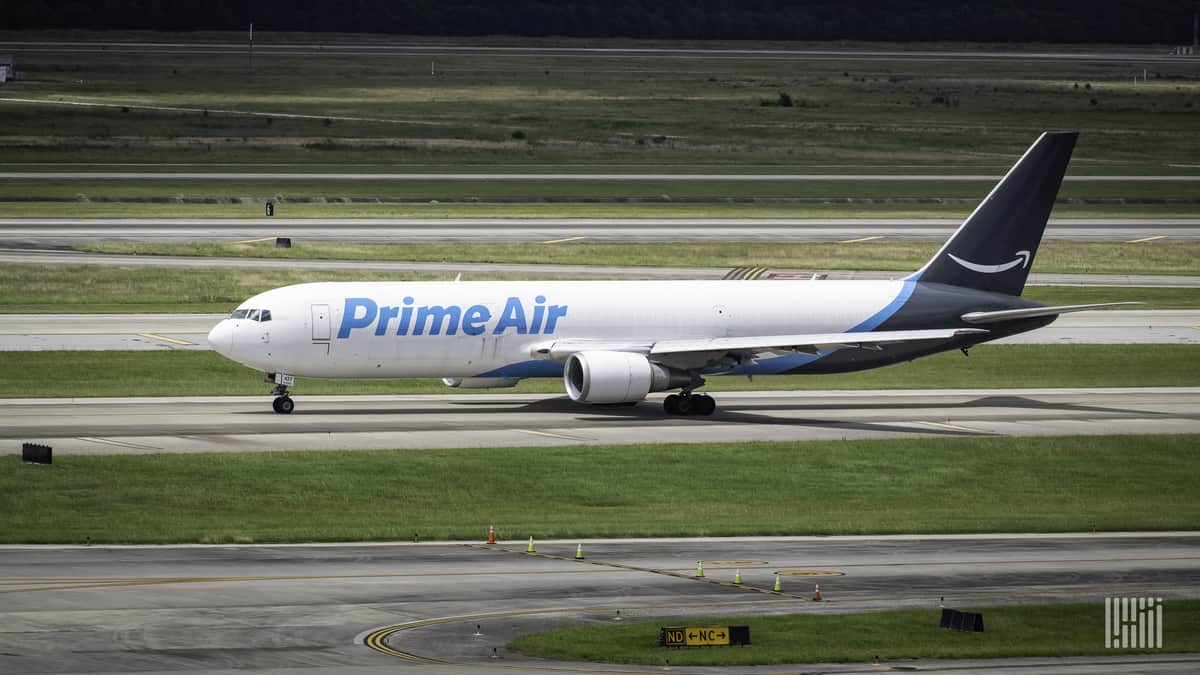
[267,372,295,414]
[663,392,716,416]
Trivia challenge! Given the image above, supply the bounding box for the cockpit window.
[230,308,272,321]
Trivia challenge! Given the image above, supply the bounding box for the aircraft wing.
[649,328,987,358]
[532,328,985,362]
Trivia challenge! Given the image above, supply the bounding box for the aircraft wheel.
[694,394,716,416]
[674,394,694,415]
[272,396,294,414]
[663,394,681,415]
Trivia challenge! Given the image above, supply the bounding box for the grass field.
[6,201,1198,219]
[1,345,1195,398]
[3,261,1197,314]
[509,601,1200,665]
[2,435,1197,543]
[2,34,1199,172]
[10,178,1196,200]
[76,240,1200,276]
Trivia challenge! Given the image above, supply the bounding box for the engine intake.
[564,351,688,404]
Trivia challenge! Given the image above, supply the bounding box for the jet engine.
[563,351,689,404]
[442,377,520,389]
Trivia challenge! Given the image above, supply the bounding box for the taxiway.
[1,534,1197,674]
[1,217,1197,245]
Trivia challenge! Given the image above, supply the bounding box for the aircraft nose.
[207,319,234,356]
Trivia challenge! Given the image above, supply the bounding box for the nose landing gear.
[266,372,295,414]
[272,393,294,414]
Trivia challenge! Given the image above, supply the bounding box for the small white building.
[0,55,12,83]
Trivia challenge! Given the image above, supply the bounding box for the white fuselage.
[207,279,911,379]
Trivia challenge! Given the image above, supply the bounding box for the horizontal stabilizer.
[961,302,1143,325]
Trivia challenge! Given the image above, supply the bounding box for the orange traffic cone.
[487,525,496,545]
[813,583,822,602]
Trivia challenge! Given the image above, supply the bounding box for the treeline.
[7,1,1195,44]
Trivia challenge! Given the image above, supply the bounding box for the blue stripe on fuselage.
[473,360,565,379]
[712,280,918,375]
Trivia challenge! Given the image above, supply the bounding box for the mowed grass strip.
[6,201,1198,218]
[78,241,1200,276]
[3,263,1197,313]
[1,345,1196,398]
[4,177,1194,200]
[5,37,1200,170]
[509,602,1200,666]
[2,435,1197,544]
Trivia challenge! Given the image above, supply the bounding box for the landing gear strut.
[664,392,716,416]
[267,372,295,414]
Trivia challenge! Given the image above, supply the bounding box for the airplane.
[207,131,1135,416]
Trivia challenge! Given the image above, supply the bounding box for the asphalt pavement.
[1,217,1197,244]
[3,387,1196,453]
[1,534,1197,674]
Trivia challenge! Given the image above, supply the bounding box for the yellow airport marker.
[733,568,742,584]
[138,332,194,346]
[773,574,782,592]
[695,561,704,578]
[837,235,882,244]
[1125,235,1165,243]
[538,235,587,244]
[231,236,277,244]
[526,536,535,553]
[575,543,584,560]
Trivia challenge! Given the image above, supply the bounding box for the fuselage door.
[311,304,331,341]
[713,305,733,337]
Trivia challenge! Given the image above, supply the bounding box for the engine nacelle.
[442,377,521,389]
[563,351,688,404]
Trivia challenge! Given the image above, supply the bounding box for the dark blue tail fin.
[909,132,1077,296]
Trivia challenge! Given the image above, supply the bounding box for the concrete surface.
[2,387,1197,454]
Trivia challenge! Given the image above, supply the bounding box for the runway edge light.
[813,583,822,602]
[696,560,705,578]
[734,568,742,584]
[487,525,496,545]
[773,574,782,592]
[526,536,536,553]
[575,543,584,560]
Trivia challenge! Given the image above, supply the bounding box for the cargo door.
[311,304,330,341]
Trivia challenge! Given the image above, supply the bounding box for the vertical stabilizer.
[909,132,1077,296]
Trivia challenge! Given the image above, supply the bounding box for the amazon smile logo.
[948,250,1030,274]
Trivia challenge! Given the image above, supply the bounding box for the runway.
[1,310,1194,351]
[5,248,1199,287]
[3,171,1199,181]
[3,39,1195,64]
[1,534,1197,675]
[2,387,1197,454]
[2,217,1198,244]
